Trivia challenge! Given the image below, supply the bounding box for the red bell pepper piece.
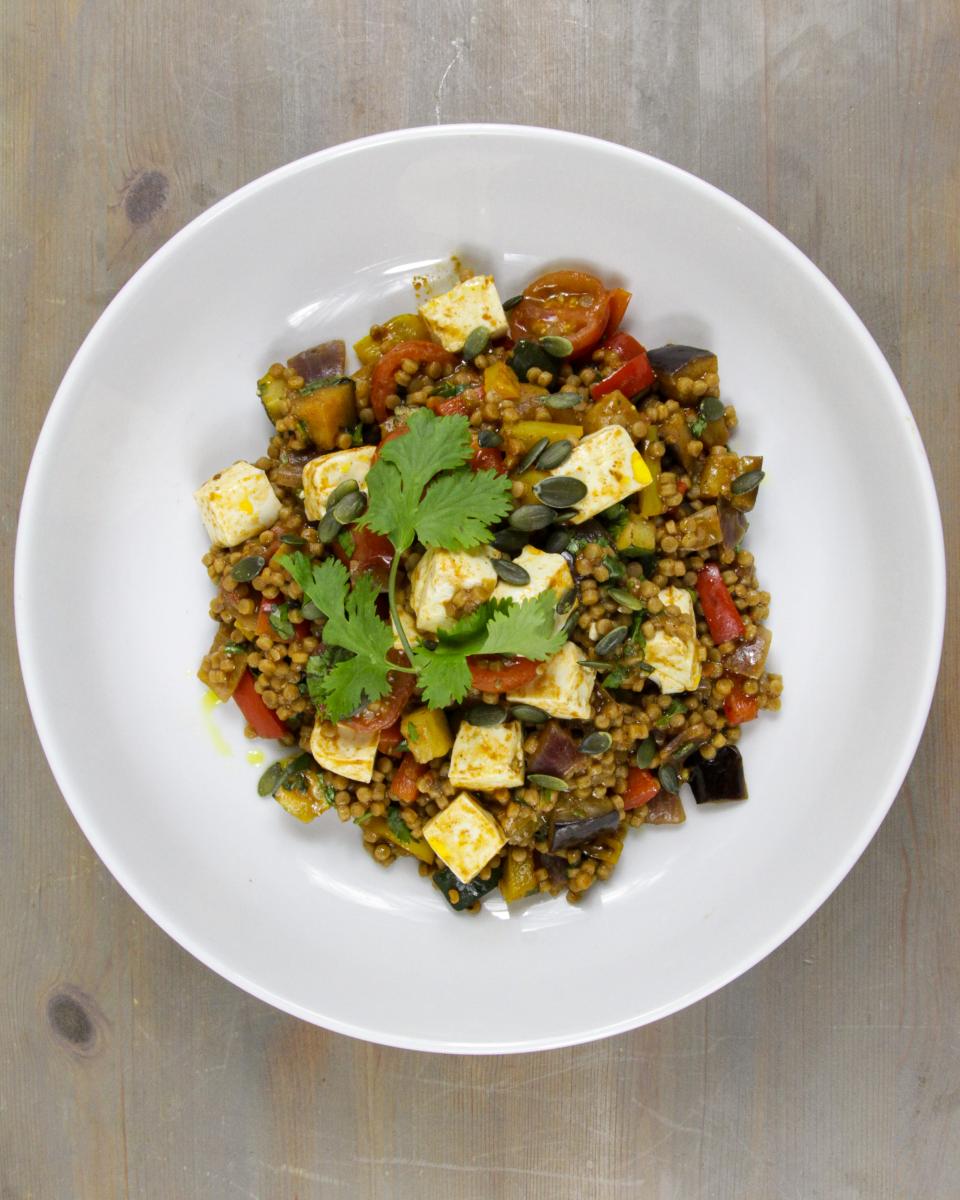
[470,439,506,474]
[590,347,654,401]
[624,767,660,810]
[255,596,310,641]
[724,680,759,725]
[696,563,746,645]
[605,331,645,361]
[378,720,403,751]
[233,670,288,739]
[602,288,632,339]
[389,752,427,803]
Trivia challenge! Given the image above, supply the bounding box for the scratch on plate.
[435,37,465,123]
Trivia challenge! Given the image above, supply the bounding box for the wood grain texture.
[2,1,957,1196]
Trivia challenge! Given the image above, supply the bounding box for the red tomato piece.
[696,563,746,645]
[624,767,660,810]
[370,341,457,422]
[349,526,394,587]
[590,348,654,400]
[470,444,506,474]
[602,289,633,340]
[255,596,310,641]
[508,270,611,355]
[378,720,403,751]
[233,670,288,739]
[389,752,427,803]
[344,650,416,733]
[724,681,759,725]
[467,655,539,693]
[373,425,409,460]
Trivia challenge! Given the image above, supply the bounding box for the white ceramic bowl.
[15,126,944,1053]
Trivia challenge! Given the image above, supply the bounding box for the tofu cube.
[409,546,497,634]
[422,792,507,884]
[403,707,454,764]
[645,585,702,694]
[548,425,652,524]
[448,721,525,791]
[491,545,574,626]
[506,641,595,720]
[309,720,379,783]
[418,275,508,353]
[194,460,281,548]
[302,445,376,522]
[391,598,421,653]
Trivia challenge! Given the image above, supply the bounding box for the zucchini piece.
[647,344,719,403]
[615,513,656,556]
[662,410,697,473]
[257,372,290,425]
[500,853,538,903]
[433,864,502,911]
[366,811,435,864]
[290,379,358,451]
[509,339,562,380]
[510,420,582,450]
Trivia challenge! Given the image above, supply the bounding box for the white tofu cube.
[309,720,379,783]
[409,546,497,634]
[391,598,421,652]
[418,275,508,353]
[448,721,525,791]
[548,425,652,524]
[301,446,376,522]
[506,641,595,720]
[645,585,702,694]
[423,792,507,884]
[194,460,281,548]
[491,546,573,626]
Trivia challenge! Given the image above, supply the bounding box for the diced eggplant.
[678,504,722,550]
[647,344,719,403]
[662,410,697,473]
[433,864,502,911]
[729,454,763,513]
[271,449,316,490]
[538,853,570,888]
[724,627,772,679]
[645,793,686,824]
[197,624,248,700]
[290,379,357,451]
[527,720,582,778]
[718,497,749,550]
[287,339,346,382]
[549,804,620,851]
[688,745,748,804]
[582,391,642,434]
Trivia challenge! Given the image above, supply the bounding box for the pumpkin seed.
[545,392,582,409]
[300,600,322,621]
[637,661,655,674]
[579,731,613,755]
[606,587,645,612]
[510,704,550,724]
[536,439,574,470]
[317,511,342,543]
[528,773,571,791]
[658,763,680,794]
[578,660,612,672]
[509,504,556,532]
[257,760,286,797]
[462,326,491,361]
[544,528,572,553]
[634,737,656,768]
[595,625,629,656]
[280,532,307,545]
[533,476,588,509]
[333,489,367,524]
[700,395,725,422]
[464,703,507,727]
[552,508,581,522]
[555,585,577,614]
[539,335,574,358]
[492,527,529,553]
[503,294,522,311]
[223,642,248,655]
[325,478,360,511]
[492,558,532,586]
[517,436,550,473]
[731,468,765,495]
[560,609,580,636]
[478,429,503,448]
[231,555,265,583]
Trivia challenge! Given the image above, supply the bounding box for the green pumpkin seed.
[300,600,322,621]
[536,439,574,470]
[462,326,491,361]
[578,659,612,672]
[634,737,656,768]
[700,395,725,422]
[672,739,703,762]
[492,559,532,586]
[555,585,577,614]
[560,609,579,636]
[517,436,550,473]
[579,731,613,755]
[528,773,571,791]
[606,587,645,612]
[509,504,556,532]
[280,533,307,545]
[637,661,655,674]
[510,704,550,724]
[544,528,572,553]
[231,555,265,583]
[464,703,507,727]
[552,507,582,522]
[316,511,342,543]
[539,335,574,358]
[533,476,588,509]
[325,478,360,511]
[595,625,629,656]
[333,490,367,524]
[257,760,286,797]
[223,642,248,655]
[658,763,680,794]
[492,527,529,553]
[478,429,503,448]
[545,392,582,409]
[503,294,522,311]
[731,468,765,495]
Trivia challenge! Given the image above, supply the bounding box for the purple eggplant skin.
[688,746,748,804]
[287,340,346,382]
[549,807,620,851]
[718,497,749,551]
[528,720,582,778]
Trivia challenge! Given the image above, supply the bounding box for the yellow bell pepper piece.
[483,361,521,402]
[510,421,583,450]
[403,707,453,764]
[353,313,430,366]
[364,816,435,864]
[500,853,538,903]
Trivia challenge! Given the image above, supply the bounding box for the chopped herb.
[690,415,707,438]
[386,804,413,843]
[350,422,364,446]
[656,699,687,727]
[268,602,295,640]
[223,642,248,655]
[337,528,356,558]
[299,375,353,395]
[432,381,471,399]
[602,555,626,581]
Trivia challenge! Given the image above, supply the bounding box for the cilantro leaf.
[480,591,566,659]
[435,598,512,646]
[414,469,512,551]
[387,804,413,843]
[268,602,294,640]
[412,648,474,709]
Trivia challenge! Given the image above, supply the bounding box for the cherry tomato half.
[467,655,539,693]
[508,271,610,356]
[344,650,416,733]
[369,341,457,422]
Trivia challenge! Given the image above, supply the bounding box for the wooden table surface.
[2,2,957,1196]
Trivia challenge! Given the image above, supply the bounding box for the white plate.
[15,126,945,1053]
